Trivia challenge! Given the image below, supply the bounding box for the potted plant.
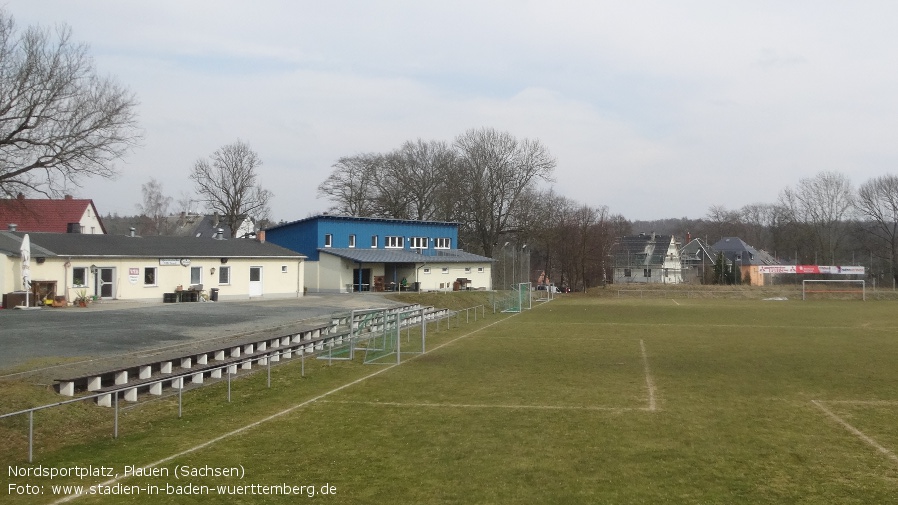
[74,290,90,307]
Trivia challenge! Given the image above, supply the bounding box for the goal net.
[802,280,866,301]
[500,283,533,313]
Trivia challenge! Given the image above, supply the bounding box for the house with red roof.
[0,194,106,234]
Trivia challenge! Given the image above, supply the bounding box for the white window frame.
[218,266,231,285]
[442,267,449,274]
[477,267,484,273]
[464,267,471,274]
[423,267,431,274]
[190,266,202,285]
[143,267,157,286]
[410,237,428,249]
[435,237,451,249]
[324,234,333,248]
[385,236,404,249]
[72,267,88,287]
[371,235,378,248]
[348,234,356,248]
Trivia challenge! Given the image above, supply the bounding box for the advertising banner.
[757,265,865,275]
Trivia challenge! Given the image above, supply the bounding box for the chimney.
[64,194,73,200]
[8,223,17,231]
[257,230,266,243]
[216,228,224,240]
[129,227,136,237]
[16,193,24,200]
[67,223,82,233]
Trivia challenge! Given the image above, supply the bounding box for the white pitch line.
[49,315,514,504]
[671,299,680,306]
[321,400,648,412]
[640,339,657,412]
[822,400,898,406]
[811,400,898,465]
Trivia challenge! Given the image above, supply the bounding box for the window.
[477,267,484,273]
[324,234,332,247]
[219,266,231,285]
[465,267,471,274]
[143,267,157,286]
[72,267,87,287]
[435,237,451,249]
[191,266,202,285]
[644,269,652,278]
[281,265,288,273]
[624,268,632,277]
[348,235,356,248]
[385,236,404,248]
[410,237,428,249]
[371,235,378,248]
[423,267,431,274]
[442,267,449,274]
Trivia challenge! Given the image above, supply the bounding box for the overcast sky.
[7,1,898,222]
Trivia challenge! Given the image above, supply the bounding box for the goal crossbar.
[802,279,865,301]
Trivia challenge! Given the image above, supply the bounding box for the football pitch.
[6,296,898,504]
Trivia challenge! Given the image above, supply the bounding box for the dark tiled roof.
[711,237,779,266]
[0,232,304,259]
[0,197,106,233]
[321,248,492,264]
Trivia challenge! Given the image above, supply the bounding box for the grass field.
[4,294,898,504]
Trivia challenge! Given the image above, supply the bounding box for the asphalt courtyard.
[0,293,402,380]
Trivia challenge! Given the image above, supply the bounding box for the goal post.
[802,279,865,301]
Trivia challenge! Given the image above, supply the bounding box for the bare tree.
[454,128,556,256]
[135,177,172,235]
[376,139,456,221]
[190,140,272,237]
[855,174,898,283]
[317,153,380,217]
[0,10,140,198]
[778,171,854,264]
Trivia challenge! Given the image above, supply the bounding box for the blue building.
[264,215,493,293]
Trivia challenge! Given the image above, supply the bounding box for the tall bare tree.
[317,153,380,217]
[376,139,456,221]
[135,177,172,235]
[855,174,898,283]
[0,10,141,198]
[778,171,854,264]
[190,140,272,237]
[454,128,555,256]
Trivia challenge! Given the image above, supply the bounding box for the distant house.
[0,194,106,234]
[162,213,256,239]
[611,233,683,284]
[264,215,493,293]
[679,237,717,284]
[710,237,780,286]
[0,230,304,305]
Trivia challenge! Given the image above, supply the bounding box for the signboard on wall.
[128,267,139,284]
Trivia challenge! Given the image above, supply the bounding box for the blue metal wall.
[265,216,460,260]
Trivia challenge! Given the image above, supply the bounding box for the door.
[249,266,263,297]
[97,268,115,299]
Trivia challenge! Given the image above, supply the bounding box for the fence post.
[114,392,119,439]
[178,384,183,419]
[268,355,272,387]
[301,352,305,377]
[28,411,33,463]
[227,367,231,402]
